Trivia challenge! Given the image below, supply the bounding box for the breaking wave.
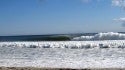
[0,40,125,49]
[72,32,125,41]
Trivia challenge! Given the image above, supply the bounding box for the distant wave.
[0,35,72,41]
[1,32,125,41]
[26,36,71,41]
[72,32,125,41]
[0,40,125,49]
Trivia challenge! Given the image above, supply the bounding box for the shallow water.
[0,41,125,68]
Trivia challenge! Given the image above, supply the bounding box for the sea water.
[0,32,125,68]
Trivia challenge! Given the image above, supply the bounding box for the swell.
[26,36,71,41]
[0,35,72,41]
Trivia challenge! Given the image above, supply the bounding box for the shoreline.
[0,67,125,70]
[1,41,125,69]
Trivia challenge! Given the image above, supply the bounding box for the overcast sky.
[0,0,125,36]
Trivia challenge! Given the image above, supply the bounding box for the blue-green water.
[0,33,95,41]
[0,32,125,41]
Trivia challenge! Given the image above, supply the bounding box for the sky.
[0,0,125,36]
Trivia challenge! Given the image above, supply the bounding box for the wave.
[0,40,125,49]
[72,32,125,41]
[0,35,72,41]
[26,35,71,41]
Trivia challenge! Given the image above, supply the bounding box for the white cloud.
[114,17,125,27]
[112,0,125,27]
[112,0,125,8]
[114,18,125,21]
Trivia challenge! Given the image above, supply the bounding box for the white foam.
[72,32,125,41]
[1,44,125,68]
[0,40,125,49]
[1,41,125,68]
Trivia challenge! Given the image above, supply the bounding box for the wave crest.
[72,32,125,41]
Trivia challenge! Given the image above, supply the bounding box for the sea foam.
[0,40,125,49]
[1,41,125,68]
[72,32,125,41]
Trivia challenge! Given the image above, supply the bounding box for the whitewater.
[0,40,125,49]
[1,32,125,68]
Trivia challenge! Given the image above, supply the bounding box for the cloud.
[112,0,125,27]
[114,17,125,27]
[112,0,125,8]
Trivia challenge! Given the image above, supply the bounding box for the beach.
[0,67,125,70]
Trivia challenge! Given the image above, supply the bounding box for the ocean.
[0,32,125,41]
[1,32,125,68]
[0,32,100,42]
